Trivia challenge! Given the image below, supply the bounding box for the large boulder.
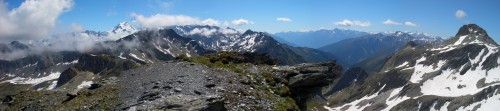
[284,61,343,110]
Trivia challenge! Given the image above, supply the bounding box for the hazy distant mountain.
[319,31,443,67]
[273,28,369,48]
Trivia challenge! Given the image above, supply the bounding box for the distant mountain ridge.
[170,25,336,65]
[273,28,370,48]
[319,31,443,68]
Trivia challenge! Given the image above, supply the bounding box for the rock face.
[56,54,139,88]
[288,62,341,88]
[326,67,368,95]
[324,24,500,111]
[274,61,343,110]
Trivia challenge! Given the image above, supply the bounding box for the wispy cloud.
[71,23,85,32]
[334,19,371,27]
[0,0,74,41]
[382,19,417,27]
[131,13,252,28]
[277,17,291,22]
[131,13,201,28]
[232,18,253,26]
[455,10,467,19]
[202,18,220,26]
[404,21,417,27]
[382,19,401,25]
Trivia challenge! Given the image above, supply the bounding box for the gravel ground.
[118,61,227,110]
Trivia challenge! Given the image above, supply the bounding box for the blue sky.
[3,0,500,41]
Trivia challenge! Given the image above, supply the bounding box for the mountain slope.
[273,29,369,48]
[324,24,500,111]
[319,31,443,67]
[0,28,214,94]
[171,25,336,64]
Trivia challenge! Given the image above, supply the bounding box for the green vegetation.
[274,96,299,111]
[0,83,32,98]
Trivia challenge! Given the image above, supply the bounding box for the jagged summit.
[243,29,256,35]
[448,24,498,46]
[456,24,488,37]
[111,21,137,34]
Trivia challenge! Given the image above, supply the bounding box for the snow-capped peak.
[448,24,498,46]
[111,21,137,34]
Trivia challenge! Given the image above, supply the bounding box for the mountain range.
[0,22,336,95]
[324,24,500,111]
[1,21,498,110]
[319,31,444,72]
[273,28,370,48]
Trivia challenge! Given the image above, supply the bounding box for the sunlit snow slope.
[325,24,500,111]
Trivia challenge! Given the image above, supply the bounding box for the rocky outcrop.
[288,62,341,88]
[278,61,343,110]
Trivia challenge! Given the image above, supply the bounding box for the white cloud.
[218,28,240,35]
[231,18,253,26]
[456,10,467,19]
[334,19,371,27]
[131,13,201,28]
[202,18,220,26]
[276,17,291,22]
[404,21,417,27]
[222,21,231,26]
[0,0,73,41]
[382,19,401,25]
[71,23,84,32]
[188,28,217,36]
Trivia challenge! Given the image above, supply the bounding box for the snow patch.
[118,52,126,59]
[46,81,58,90]
[456,90,500,110]
[22,62,38,68]
[0,72,61,85]
[77,81,93,90]
[395,61,409,69]
[129,53,145,62]
[382,86,412,111]
[454,35,467,46]
[325,84,386,111]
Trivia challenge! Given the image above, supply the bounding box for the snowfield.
[0,72,61,85]
[324,28,500,111]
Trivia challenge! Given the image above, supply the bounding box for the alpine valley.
[3,15,500,111]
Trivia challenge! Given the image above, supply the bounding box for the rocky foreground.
[0,52,343,110]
